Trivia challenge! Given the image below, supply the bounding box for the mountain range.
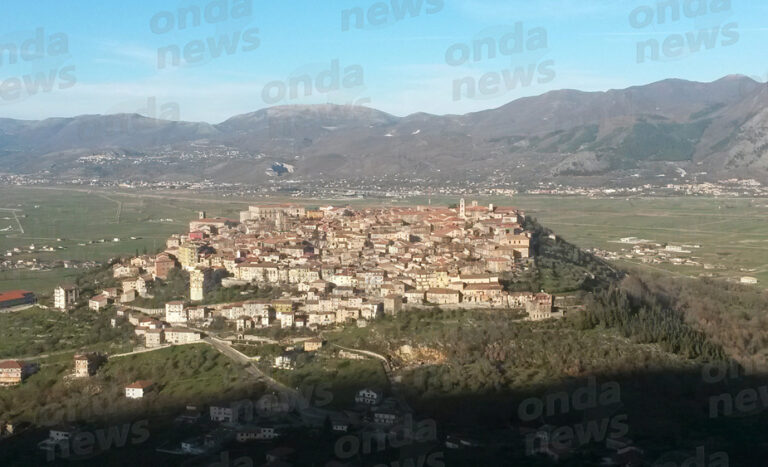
[1,75,767,184]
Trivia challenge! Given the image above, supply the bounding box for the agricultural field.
[0,186,246,292]
[510,196,768,286]
[1,185,767,293]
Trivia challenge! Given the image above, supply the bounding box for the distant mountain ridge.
[1,75,767,183]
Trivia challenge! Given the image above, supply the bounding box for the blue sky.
[0,0,765,122]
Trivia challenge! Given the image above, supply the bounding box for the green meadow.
[1,186,766,292]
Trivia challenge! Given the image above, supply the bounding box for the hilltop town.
[76,199,556,347]
[0,200,574,463]
[1,199,560,384]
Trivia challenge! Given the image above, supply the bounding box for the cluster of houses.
[157,386,420,460]
[1,351,154,403]
[95,201,556,338]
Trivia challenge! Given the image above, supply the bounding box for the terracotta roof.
[0,290,34,302]
[0,360,23,369]
[126,380,153,389]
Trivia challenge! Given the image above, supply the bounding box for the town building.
[165,328,202,344]
[145,329,165,347]
[88,294,109,311]
[54,284,79,311]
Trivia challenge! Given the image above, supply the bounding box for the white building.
[165,328,202,344]
[125,380,153,399]
[54,284,79,311]
[165,301,188,324]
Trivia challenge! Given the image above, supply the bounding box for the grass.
[0,344,257,426]
[510,196,768,285]
[0,307,134,359]
[0,186,245,292]
[272,355,389,409]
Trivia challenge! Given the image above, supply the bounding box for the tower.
[198,211,206,220]
[459,198,466,219]
[190,269,206,301]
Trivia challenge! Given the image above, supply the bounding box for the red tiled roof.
[0,360,23,369]
[0,290,34,302]
[126,380,153,389]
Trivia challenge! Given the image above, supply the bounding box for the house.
[73,353,104,378]
[153,254,177,280]
[165,328,202,344]
[122,276,149,297]
[165,301,187,324]
[113,265,139,279]
[125,380,154,399]
[236,316,255,331]
[277,310,294,328]
[237,425,279,442]
[145,329,165,348]
[210,404,249,423]
[256,394,291,414]
[274,354,295,370]
[462,283,504,304]
[187,307,209,321]
[372,398,405,425]
[102,288,120,299]
[303,338,323,352]
[404,290,425,304]
[382,295,402,316]
[426,288,461,305]
[54,284,79,311]
[331,414,351,432]
[0,290,36,309]
[272,299,294,314]
[0,360,33,386]
[355,388,383,406]
[37,425,80,456]
[88,294,109,311]
[120,289,137,304]
[526,293,554,321]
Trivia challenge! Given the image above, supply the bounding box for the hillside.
[1,76,767,183]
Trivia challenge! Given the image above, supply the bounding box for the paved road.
[204,336,297,397]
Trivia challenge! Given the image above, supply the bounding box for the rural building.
[0,290,36,309]
[54,284,79,311]
[0,360,33,386]
[526,293,555,321]
[88,294,109,311]
[355,388,383,406]
[165,328,202,344]
[165,301,187,323]
[73,353,104,378]
[145,329,165,347]
[426,288,461,305]
[303,338,323,352]
[125,380,154,399]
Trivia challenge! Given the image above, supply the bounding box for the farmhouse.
[0,360,33,386]
[125,380,154,399]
